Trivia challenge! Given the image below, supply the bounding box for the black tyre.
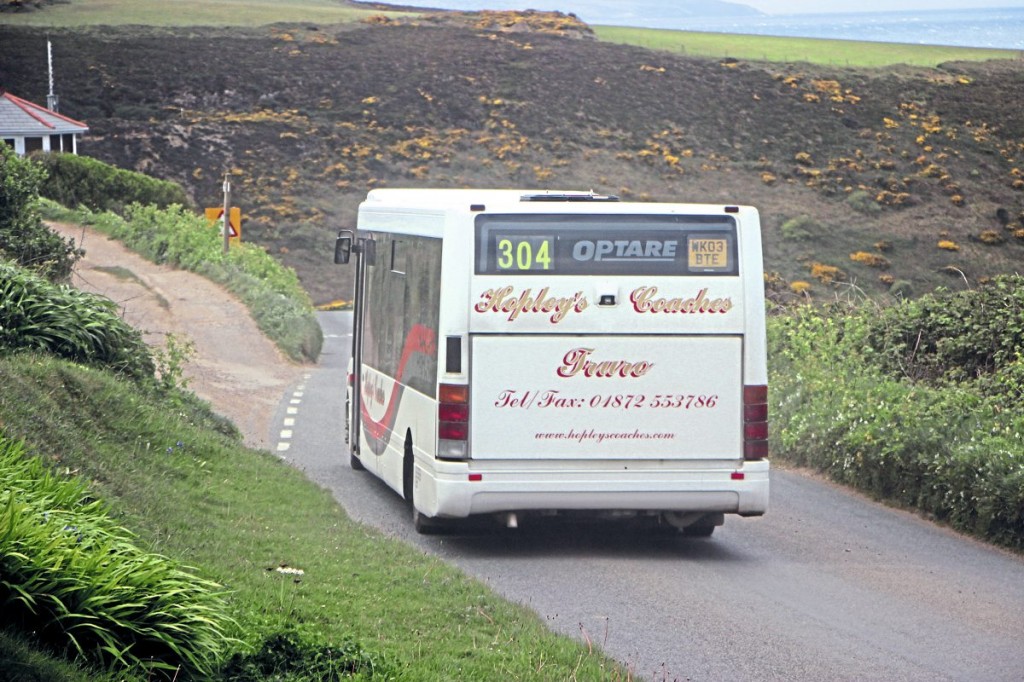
[413,507,449,535]
[682,519,717,537]
[350,451,365,471]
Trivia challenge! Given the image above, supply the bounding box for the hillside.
[2,15,1023,304]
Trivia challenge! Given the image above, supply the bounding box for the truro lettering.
[475,285,588,323]
[557,347,654,379]
[630,286,732,314]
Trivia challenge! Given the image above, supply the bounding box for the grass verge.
[0,353,626,679]
[594,25,1022,66]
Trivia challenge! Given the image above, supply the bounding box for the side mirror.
[334,235,352,264]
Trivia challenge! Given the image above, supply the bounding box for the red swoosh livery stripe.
[360,324,437,454]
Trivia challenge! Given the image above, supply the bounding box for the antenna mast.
[47,40,59,112]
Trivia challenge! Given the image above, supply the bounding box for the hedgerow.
[35,152,189,215]
[0,145,80,282]
[769,283,1024,549]
[866,275,1024,385]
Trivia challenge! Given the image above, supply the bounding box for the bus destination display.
[477,215,737,276]
[494,235,554,272]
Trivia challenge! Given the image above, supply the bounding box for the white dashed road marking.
[278,373,312,456]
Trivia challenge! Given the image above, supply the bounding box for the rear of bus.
[422,190,768,534]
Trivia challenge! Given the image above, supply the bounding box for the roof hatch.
[520,191,620,203]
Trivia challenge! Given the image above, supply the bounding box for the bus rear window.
[475,214,738,276]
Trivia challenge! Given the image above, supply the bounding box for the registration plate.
[688,237,730,271]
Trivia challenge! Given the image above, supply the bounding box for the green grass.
[0,438,236,677]
[0,0,406,27]
[0,627,126,682]
[594,25,1022,66]
[0,353,626,680]
[0,260,155,379]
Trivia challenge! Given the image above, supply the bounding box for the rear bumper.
[415,458,769,519]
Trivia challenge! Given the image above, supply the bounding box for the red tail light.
[743,384,768,461]
[439,422,469,440]
[439,383,469,458]
[438,402,468,422]
[440,383,469,404]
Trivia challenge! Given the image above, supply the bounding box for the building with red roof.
[0,90,89,157]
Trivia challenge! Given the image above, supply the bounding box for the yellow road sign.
[205,207,242,243]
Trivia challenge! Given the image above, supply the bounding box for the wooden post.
[222,174,231,254]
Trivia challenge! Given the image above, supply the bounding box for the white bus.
[336,189,769,535]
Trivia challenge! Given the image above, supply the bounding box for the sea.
[675,7,1024,50]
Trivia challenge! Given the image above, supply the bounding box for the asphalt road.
[275,311,1024,682]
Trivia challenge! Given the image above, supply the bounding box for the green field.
[594,25,1022,67]
[0,0,404,27]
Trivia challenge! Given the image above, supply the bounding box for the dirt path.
[50,222,308,450]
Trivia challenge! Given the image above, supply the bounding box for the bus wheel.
[350,451,365,471]
[682,515,719,538]
[413,507,447,535]
[404,434,448,534]
[402,435,414,505]
[410,477,450,534]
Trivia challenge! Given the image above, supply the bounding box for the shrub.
[977,229,1005,245]
[789,280,811,296]
[220,631,395,681]
[34,153,189,215]
[888,279,914,299]
[866,274,1024,383]
[779,215,820,241]
[850,251,890,268]
[769,301,1024,549]
[0,437,236,677]
[809,262,845,283]
[0,261,154,379]
[0,146,80,282]
[794,151,813,166]
[846,190,882,215]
